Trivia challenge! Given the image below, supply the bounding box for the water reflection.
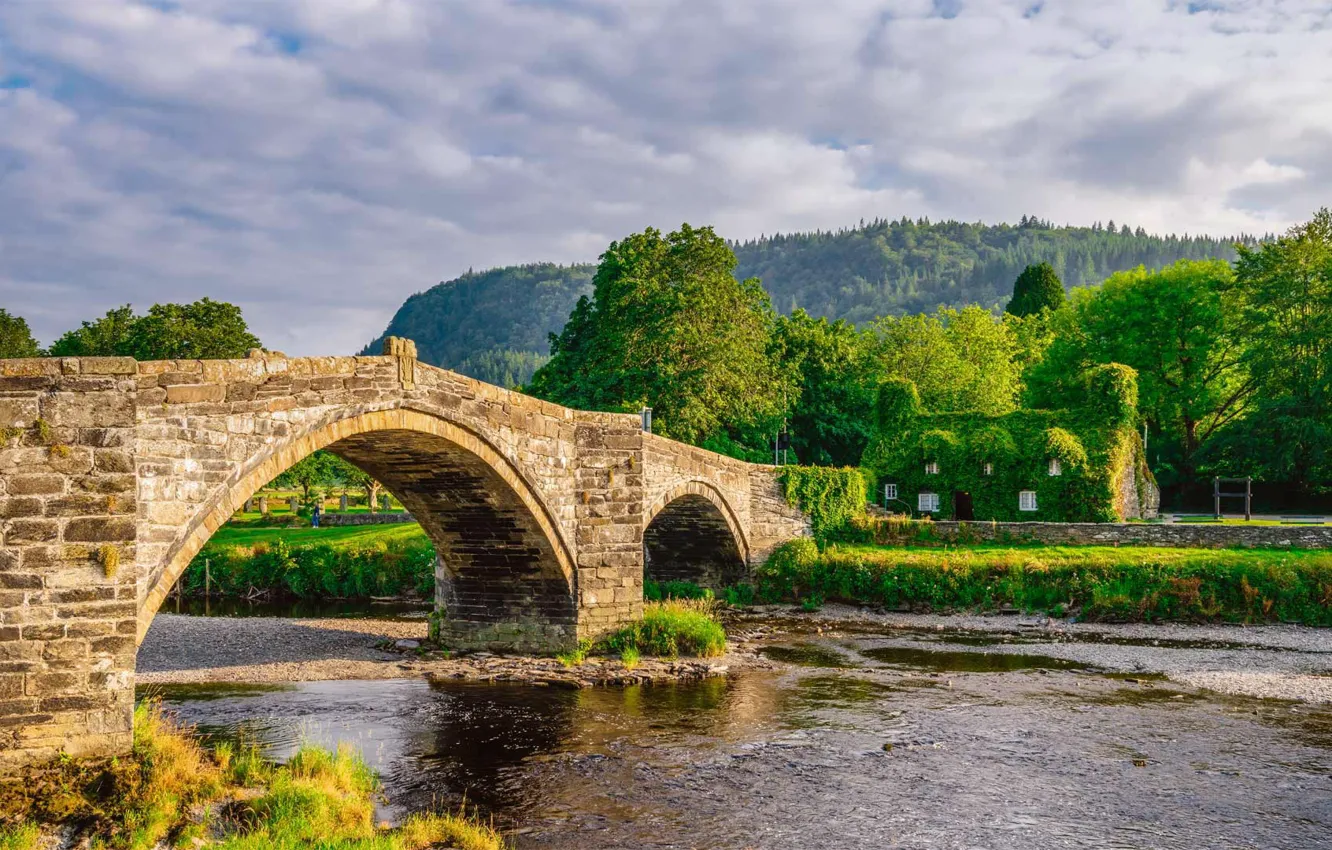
[145,638,1332,849]
[860,644,1097,672]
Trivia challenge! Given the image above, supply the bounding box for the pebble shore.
[138,606,1332,703]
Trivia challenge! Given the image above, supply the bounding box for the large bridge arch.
[139,406,578,649]
[0,344,811,769]
[643,482,749,590]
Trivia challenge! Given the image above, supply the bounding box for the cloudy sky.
[1,0,1329,354]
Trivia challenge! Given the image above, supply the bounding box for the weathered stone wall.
[319,512,414,526]
[1,343,813,768]
[895,519,1332,549]
[0,357,140,770]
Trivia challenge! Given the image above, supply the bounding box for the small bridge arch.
[643,482,749,589]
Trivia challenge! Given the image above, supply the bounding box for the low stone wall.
[894,519,1332,550]
[319,512,415,527]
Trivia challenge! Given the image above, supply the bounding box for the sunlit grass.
[758,539,1332,624]
[1,701,504,850]
[598,600,727,658]
[207,522,428,549]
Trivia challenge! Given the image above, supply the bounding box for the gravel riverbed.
[138,606,1332,702]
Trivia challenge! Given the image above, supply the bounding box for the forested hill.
[735,217,1256,324]
[363,217,1256,386]
[361,263,594,387]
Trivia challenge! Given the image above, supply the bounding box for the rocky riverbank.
[137,613,757,687]
[137,606,1332,703]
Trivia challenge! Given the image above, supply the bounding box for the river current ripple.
[146,631,1332,849]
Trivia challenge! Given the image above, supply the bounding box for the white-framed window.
[925,461,940,475]
[919,491,940,513]
[1048,458,1062,476]
[983,462,994,476]
[884,483,898,501]
[1019,490,1038,512]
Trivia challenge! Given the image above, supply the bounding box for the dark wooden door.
[954,491,974,521]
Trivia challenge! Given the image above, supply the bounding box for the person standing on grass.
[311,499,321,528]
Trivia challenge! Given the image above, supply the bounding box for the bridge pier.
[0,344,809,769]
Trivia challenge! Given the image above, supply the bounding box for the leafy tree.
[529,224,788,445]
[274,452,341,503]
[773,310,880,465]
[869,306,1022,415]
[268,450,389,510]
[1005,262,1066,317]
[49,299,260,359]
[1025,260,1252,485]
[0,309,40,358]
[48,305,138,356]
[1204,210,1332,490]
[126,299,261,359]
[322,453,385,510]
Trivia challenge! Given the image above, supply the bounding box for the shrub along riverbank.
[0,702,502,850]
[183,523,434,600]
[758,538,1332,625]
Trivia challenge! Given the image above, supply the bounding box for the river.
[140,614,1332,849]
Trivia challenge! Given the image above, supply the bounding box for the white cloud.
[0,0,1329,353]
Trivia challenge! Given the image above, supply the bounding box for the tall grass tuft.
[0,701,505,850]
[643,579,713,602]
[0,824,41,850]
[598,600,726,658]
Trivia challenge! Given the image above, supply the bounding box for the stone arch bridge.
[0,339,808,767]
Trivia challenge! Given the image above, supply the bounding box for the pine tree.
[1005,262,1066,317]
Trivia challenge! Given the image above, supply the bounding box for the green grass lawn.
[206,522,427,550]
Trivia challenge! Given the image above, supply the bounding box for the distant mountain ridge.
[363,217,1257,386]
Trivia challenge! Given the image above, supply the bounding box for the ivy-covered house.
[861,364,1159,522]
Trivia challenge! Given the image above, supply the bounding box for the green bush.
[643,579,713,602]
[779,466,868,539]
[597,601,726,658]
[756,541,1332,625]
[720,583,756,607]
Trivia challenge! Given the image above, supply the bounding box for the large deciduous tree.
[528,224,788,446]
[0,309,41,358]
[773,310,879,466]
[1005,262,1066,317]
[49,299,261,360]
[1203,210,1332,491]
[1024,259,1252,486]
[870,306,1022,416]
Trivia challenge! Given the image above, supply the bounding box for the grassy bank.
[184,523,434,600]
[0,702,502,850]
[759,538,1332,625]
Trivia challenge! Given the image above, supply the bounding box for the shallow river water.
[142,628,1332,849]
